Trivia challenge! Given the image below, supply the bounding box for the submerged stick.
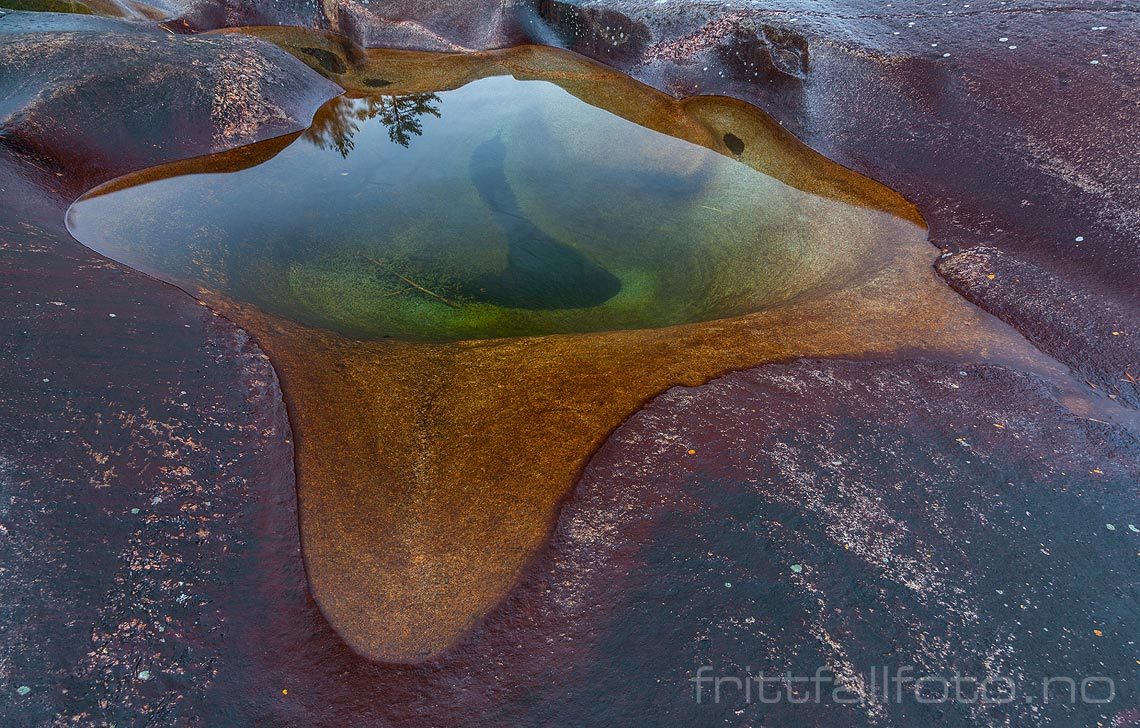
[363,255,461,309]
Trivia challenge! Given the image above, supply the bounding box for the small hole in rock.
[723,133,745,155]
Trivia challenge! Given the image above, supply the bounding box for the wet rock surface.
[0,22,330,724]
[198,361,1140,728]
[938,246,1139,409]
[0,28,338,196]
[0,3,1137,726]
[506,358,1140,727]
[8,345,1137,724]
[0,156,299,725]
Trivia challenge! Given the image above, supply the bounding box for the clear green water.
[67,75,896,341]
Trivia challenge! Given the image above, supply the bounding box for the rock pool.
[68,47,920,341]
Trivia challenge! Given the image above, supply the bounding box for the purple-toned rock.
[0,29,338,195]
[938,246,1139,409]
[503,358,1140,726]
[1,6,1137,726]
[62,358,1129,727]
[0,21,334,725]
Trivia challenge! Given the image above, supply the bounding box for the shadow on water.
[66,41,930,342]
[466,133,621,309]
[302,96,624,310]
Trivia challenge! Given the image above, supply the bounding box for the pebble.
[138,670,151,681]
[17,686,30,696]
[790,564,803,573]
[1075,236,1085,241]
[1106,524,1116,531]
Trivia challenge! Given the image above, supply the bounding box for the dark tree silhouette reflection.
[304,93,442,156]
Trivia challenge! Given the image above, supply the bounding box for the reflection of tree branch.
[303,93,442,156]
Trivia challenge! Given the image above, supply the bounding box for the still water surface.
[68,73,907,341]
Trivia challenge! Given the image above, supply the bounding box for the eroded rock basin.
[69,45,920,341]
[62,38,1074,663]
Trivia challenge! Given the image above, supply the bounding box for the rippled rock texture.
[0,1,1137,726]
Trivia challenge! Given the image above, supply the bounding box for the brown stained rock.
[213,269,1029,662]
